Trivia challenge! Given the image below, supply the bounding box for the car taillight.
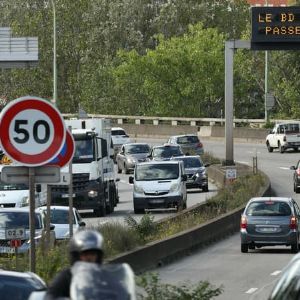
[240,216,247,229]
[197,142,203,148]
[296,169,300,176]
[283,135,286,142]
[290,216,298,230]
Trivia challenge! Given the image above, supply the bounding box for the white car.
[37,206,86,240]
[111,127,131,161]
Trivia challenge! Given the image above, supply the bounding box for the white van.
[129,161,187,214]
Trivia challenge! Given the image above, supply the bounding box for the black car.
[290,160,300,193]
[147,144,184,161]
[0,269,46,300]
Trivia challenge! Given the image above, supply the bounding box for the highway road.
[156,138,300,300]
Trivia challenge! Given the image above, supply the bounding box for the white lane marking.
[236,161,251,165]
[279,167,291,170]
[245,288,258,294]
[271,270,281,276]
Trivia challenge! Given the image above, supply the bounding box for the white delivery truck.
[0,155,46,208]
[50,118,119,217]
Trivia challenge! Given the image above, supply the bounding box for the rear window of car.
[125,144,150,154]
[135,163,179,181]
[153,146,183,158]
[177,136,199,144]
[246,201,292,216]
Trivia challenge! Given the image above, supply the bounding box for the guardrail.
[63,113,299,128]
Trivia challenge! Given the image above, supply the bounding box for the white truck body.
[50,118,118,216]
[266,122,300,153]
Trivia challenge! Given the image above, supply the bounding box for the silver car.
[116,143,150,174]
[240,197,300,253]
[167,134,204,155]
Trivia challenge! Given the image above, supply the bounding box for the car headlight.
[134,185,144,193]
[127,157,136,164]
[170,183,180,192]
[21,196,29,207]
[88,190,98,198]
[195,170,207,178]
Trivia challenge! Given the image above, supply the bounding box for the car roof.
[171,155,201,159]
[170,134,198,138]
[247,197,293,203]
[111,127,125,131]
[37,206,76,211]
[124,143,149,147]
[0,207,31,213]
[0,269,42,280]
[137,160,181,166]
[153,144,180,148]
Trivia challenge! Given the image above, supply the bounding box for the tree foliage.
[0,0,299,119]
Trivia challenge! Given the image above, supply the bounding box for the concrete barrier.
[108,166,271,273]
[117,123,268,142]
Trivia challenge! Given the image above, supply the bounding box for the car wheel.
[266,142,273,153]
[202,185,209,192]
[291,242,299,253]
[124,163,130,174]
[241,243,248,253]
[278,142,285,153]
[117,163,122,174]
[94,205,106,217]
[134,206,145,214]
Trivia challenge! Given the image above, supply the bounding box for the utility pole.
[264,0,269,124]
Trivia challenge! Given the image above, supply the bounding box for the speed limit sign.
[0,96,66,166]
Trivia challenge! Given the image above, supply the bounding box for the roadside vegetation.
[0,153,266,299]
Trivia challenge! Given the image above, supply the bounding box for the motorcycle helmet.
[69,230,104,264]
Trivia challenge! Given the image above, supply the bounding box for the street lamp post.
[264,0,268,124]
[50,0,57,107]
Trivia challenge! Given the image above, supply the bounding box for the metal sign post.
[29,167,36,272]
[68,126,74,238]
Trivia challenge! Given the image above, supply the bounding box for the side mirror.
[115,178,120,182]
[129,176,134,184]
[182,174,187,181]
[204,163,210,167]
[110,154,114,159]
[79,221,86,227]
[290,166,296,170]
[50,224,55,231]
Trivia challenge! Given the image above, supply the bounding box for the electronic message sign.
[251,6,300,50]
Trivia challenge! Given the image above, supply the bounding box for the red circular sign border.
[0,96,66,166]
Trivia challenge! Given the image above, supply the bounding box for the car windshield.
[73,137,94,164]
[111,130,126,136]
[49,209,75,224]
[135,164,179,181]
[177,136,199,144]
[174,157,203,168]
[0,275,45,300]
[0,212,42,229]
[0,182,28,191]
[125,144,150,154]
[153,147,182,158]
[246,201,291,216]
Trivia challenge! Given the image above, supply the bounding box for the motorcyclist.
[45,229,104,300]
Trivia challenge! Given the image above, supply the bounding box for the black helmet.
[69,230,104,264]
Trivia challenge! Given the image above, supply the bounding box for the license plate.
[0,247,15,254]
[150,199,164,204]
[62,194,76,198]
[257,227,278,233]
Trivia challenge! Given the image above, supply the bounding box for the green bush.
[136,272,223,300]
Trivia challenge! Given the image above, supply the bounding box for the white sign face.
[9,109,55,155]
[5,227,26,240]
[226,168,237,179]
[0,96,66,166]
